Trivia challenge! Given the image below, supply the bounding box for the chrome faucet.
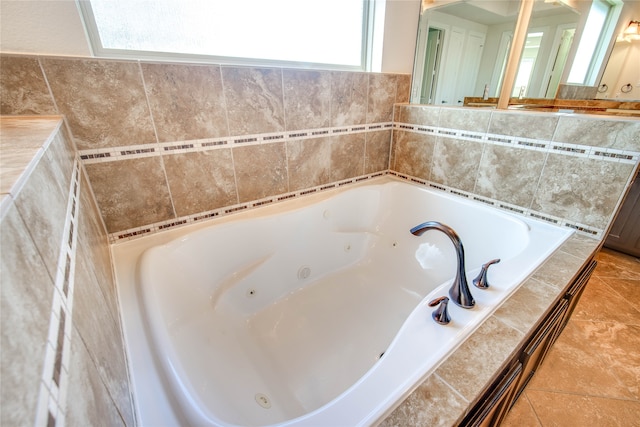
[410,221,475,308]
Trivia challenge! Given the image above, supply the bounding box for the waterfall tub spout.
[111,176,573,427]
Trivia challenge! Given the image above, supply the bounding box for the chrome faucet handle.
[428,296,451,325]
[473,258,501,289]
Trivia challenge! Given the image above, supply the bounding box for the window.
[79,0,372,70]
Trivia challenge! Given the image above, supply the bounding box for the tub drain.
[255,393,272,409]
[298,266,311,280]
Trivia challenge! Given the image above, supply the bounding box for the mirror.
[411,0,523,105]
[411,0,580,105]
[596,11,640,101]
[510,2,580,98]
[410,0,634,110]
[597,36,640,100]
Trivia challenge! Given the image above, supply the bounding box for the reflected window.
[568,0,617,84]
[512,31,543,97]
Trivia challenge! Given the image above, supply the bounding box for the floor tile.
[571,276,640,325]
[501,392,542,427]
[526,389,640,427]
[594,248,640,280]
[505,249,640,426]
[527,321,634,400]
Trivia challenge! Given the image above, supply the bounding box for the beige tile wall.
[1,54,410,235]
[2,52,639,427]
[393,105,640,235]
[0,121,134,426]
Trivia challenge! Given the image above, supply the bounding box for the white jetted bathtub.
[112,176,574,427]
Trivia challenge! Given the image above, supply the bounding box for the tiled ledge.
[0,116,63,218]
[378,232,601,426]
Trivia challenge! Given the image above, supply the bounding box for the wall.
[392,104,640,237]
[1,54,411,240]
[0,0,91,57]
[0,0,420,74]
[0,119,134,426]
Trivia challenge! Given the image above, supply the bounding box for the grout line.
[35,157,81,427]
[78,122,392,164]
[108,171,389,243]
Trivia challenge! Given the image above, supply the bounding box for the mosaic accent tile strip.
[35,158,81,427]
[388,171,604,238]
[109,171,387,243]
[393,123,640,164]
[79,123,394,164]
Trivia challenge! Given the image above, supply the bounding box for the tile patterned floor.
[501,247,640,427]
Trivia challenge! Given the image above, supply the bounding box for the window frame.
[77,0,375,71]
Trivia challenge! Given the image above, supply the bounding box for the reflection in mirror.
[411,0,522,105]
[597,8,640,102]
[511,2,579,98]
[597,34,640,100]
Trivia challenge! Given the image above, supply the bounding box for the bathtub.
[111,175,574,427]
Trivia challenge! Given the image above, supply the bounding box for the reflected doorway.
[544,27,575,97]
[420,28,444,104]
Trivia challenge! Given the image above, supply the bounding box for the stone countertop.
[378,232,602,426]
[0,116,63,216]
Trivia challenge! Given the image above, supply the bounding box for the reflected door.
[420,28,443,104]
[544,27,575,97]
[436,26,465,105]
[455,31,486,102]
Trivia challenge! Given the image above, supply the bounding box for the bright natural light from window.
[87,0,366,67]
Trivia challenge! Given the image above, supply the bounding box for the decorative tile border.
[389,171,603,238]
[79,123,394,164]
[393,123,640,164]
[109,171,388,243]
[109,166,603,244]
[35,157,81,427]
[96,119,636,243]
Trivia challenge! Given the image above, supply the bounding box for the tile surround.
[222,66,285,135]
[364,130,392,174]
[330,133,366,182]
[378,374,468,427]
[435,316,524,401]
[2,52,640,427]
[0,206,53,427]
[85,156,175,232]
[393,104,640,237]
[1,117,133,427]
[475,144,547,207]
[330,71,368,126]
[141,63,229,141]
[287,136,333,191]
[431,137,483,193]
[367,73,398,124]
[0,56,57,115]
[41,58,157,150]
[392,130,436,180]
[2,54,411,236]
[282,69,332,131]
[233,142,289,203]
[163,149,238,217]
[488,111,559,141]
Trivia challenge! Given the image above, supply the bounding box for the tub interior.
[121,177,572,427]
